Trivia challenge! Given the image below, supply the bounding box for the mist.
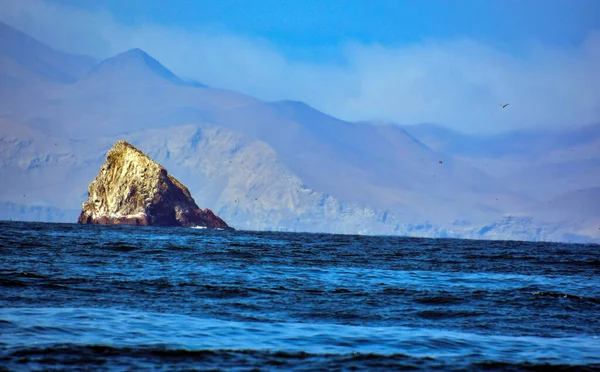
[1,0,599,133]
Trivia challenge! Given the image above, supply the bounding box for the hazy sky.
[2,0,599,133]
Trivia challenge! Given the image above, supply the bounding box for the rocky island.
[78,140,233,229]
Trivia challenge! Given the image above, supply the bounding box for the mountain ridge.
[0,22,598,243]
[0,21,96,84]
[84,48,190,86]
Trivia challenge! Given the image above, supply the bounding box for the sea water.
[1,221,599,371]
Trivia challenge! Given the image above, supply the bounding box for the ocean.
[1,221,599,371]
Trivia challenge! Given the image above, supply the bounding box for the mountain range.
[1,21,598,243]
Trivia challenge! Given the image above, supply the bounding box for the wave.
[2,344,598,371]
[531,291,600,304]
[1,307,599,367]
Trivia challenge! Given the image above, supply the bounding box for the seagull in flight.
[501,103,510,109]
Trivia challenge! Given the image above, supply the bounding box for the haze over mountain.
[1,22,598,243]
[403,122,600,200]
[0,21,96,86]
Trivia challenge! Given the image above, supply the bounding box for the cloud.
[1,0,599,133]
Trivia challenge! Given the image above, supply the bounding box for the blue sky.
[45,0,600,59]
[1,0,600,133]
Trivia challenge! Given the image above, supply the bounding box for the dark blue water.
[1,221,599,371]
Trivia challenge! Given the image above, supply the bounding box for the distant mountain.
[84,48,189,87]
[548,187,600,219]
[0,20,97,129]
[0,201,80,223]
[403,122,600,160]
[211,102,531,223]
[0,21,96,85]
[0,22,598,243]
[1,41,258,137]
[501,158,600,200]
[399,123,473,154]
[403,122,600,203]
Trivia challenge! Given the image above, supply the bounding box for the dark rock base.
[77,209,233,230]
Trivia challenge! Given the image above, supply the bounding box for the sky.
[1,0,600,133]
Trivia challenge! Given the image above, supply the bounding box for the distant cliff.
[78,140,233,229]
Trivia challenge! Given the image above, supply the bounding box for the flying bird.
[501,103,510,109]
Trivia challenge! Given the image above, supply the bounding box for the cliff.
[77,140,233,229]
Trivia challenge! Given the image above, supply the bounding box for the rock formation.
[78,140,233,229]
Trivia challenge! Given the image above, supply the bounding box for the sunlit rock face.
[78,140,233,229]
